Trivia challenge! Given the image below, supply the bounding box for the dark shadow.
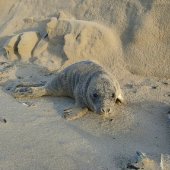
[121,0,153,48]
[0,36,11,49]
[139,0,153,12]
[47,35,68,66]
[121,2,141,47]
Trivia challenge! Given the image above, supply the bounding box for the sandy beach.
[0,0,170,169]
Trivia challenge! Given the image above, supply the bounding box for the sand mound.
[46,17,125,74]
[17,32,40,62]
[124,1,170,78]
[0,0,169,77]
[2,14,125,75]
[4,32,40,62]
[74,0,170,78]
[4,34,20,61]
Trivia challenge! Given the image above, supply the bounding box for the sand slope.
[0,0,170,77]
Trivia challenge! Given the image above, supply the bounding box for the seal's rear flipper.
[11,85,48,98]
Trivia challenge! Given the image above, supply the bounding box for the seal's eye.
[111,93,115,98]
[93,93,98,98]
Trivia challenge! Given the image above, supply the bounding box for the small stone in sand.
[167,111,170,120]
[21,102,34,107]
[162,82,168,85]
[151,86,157,89]
[127,163,140,169]
[0,118,7,123]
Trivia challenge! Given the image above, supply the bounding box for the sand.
[0,0,170,169]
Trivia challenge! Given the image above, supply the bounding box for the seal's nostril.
[101,108,105,113]
[107,108,111,113]
[116,98,122,104]
[101,108,111,113]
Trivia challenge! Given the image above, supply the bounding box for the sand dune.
[0,0,169,77]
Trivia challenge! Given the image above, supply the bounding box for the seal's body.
[12,60,124,120]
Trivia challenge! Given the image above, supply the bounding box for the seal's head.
[87,74,124,114]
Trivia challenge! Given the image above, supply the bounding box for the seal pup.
[11,60,124,120]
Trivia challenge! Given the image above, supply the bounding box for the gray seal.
[12,60,124,120]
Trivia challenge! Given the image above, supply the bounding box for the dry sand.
[0,0,170,169]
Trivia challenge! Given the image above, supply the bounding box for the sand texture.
[0,0,170,169]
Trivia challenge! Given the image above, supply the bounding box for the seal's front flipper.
[11,86,48,98]
[63,107,88,120]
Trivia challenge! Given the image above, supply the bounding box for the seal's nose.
[101,108,111,113]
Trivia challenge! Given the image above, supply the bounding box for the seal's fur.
[12,60,124,120]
